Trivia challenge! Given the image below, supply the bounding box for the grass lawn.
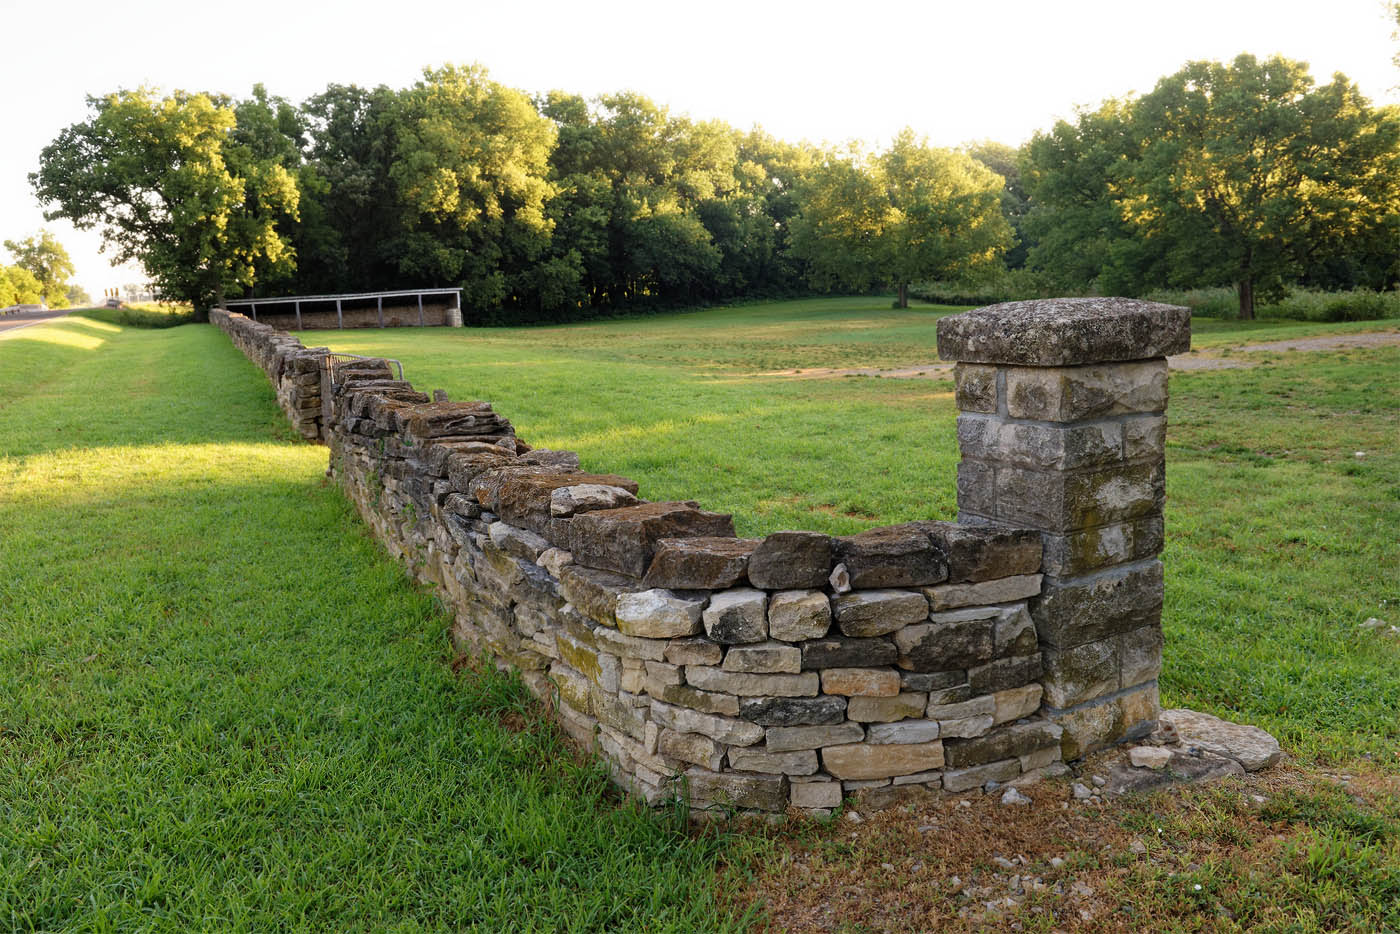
[0,317,751,931]
[3,298,1397,931]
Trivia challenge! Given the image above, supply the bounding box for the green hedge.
[74,303,197,328]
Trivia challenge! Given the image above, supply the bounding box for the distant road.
[0,307,71,338]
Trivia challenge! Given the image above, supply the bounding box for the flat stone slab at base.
[1161,708,1282,772]
[1105,750,1244,796]
[936,297,1191,366]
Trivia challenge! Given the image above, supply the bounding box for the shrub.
[75,302,197,328]
[909,269,1066,307]
[1269,289,1398,322]
[1142,287,1239,318]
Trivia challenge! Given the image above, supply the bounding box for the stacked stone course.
[211,296,1189,815]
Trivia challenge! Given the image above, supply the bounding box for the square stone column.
[937,298,1191,759]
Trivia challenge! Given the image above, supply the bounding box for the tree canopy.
[4,230,75,307]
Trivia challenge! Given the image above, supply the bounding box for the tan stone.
[822,741,945,780]
[684,667,819,698]
[767,589,832,641]
[846,692,928,723]
[819,667,901,697]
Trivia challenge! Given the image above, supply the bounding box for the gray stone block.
[835,524,950,588]
[801,636,899,669]
[1032,560,1164,648]
[747,531,834,589]
[936,298,1191,366]
[1003,359,1169,421]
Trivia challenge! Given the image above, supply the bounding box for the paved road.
[0,307,70,338]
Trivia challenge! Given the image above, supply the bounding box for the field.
[2,297,1398,930]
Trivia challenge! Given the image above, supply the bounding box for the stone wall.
[248,301,455,331]
[211,297,1189,815]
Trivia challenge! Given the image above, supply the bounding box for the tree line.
[31,53,1399,322]
[1,231,77,309]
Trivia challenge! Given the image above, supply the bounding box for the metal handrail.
[325,351,405,382]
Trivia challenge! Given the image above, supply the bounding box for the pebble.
[1049,857,1066,869]
[992,856,1016,869]
[1001,787,1033,806]
[1129,745,1173,769]
[1129,839,1148,855]
[1091,774,1107,788]
[1071,782,1093,800]
[917,823,936,832]
[844,810,863,823]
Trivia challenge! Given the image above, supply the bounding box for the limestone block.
[923,575,1043,611]
[1120,624,1164,688]
[664,637,723,667]
[650,700,763,746]
[765,722,865,752]
[800,636,898,669]
[894,615,995,671]
[658,729,725,770]
[927,694,996,722]
[1032,560,1163,648]
[722,641,802,674]
[569,502,735,578]
[652,682,740,717]
[558,565,642,627]
[727,746,820,776]
[833,590,929,637]
[992,683,1043,725]
[994,605,1039,655]
[1004,359,1169,422]
[915,521,1043,584]
[819,668,901,697]
[790,780,843,809]
[953,363,998,414]
[550,482,639,518]
[1041,638,1119,709]
[958,415,1124,471]
[767,590,832,642]
[867,719,941,744]
[834,524,949,588]
[685,767,787,811]
[943,720,1063,768]
[537,547,573,579]
[702,589,769,644]
[1161,708,1281,771]
[498,473,637,531]
[846,692,928,723]
[643,537,757,589]
[685,666,818,698]
[488,521,551,561]
[992,460,1166,533]
[938,715,994,739]
[615,589,707,639]
[968,654,1042,695]
[935,298,1190,366]
[747,531,834,589]
[941,758,1020,793]
[590,623,668,662]
[821,740,945,780]
[739,695,847,727]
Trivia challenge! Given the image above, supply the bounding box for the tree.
[965,141,1032,268]
[65,283,92,306]
[1,266,43,306]
[31,88,299,311]
[4,230,75,306]
[1128,55,1400,318]
[790,130,1010,307]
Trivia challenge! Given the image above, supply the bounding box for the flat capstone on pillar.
[936,297,1191,759]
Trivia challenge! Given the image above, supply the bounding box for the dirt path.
[755,330,1400,380]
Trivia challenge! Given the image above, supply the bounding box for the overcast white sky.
[2,0,1395,296]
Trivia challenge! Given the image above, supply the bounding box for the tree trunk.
[897,283,908,308]
[1237,277,1254,321]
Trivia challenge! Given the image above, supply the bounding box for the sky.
[1,0,1396,298]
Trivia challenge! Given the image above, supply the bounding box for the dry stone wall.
[211,297,1190,815]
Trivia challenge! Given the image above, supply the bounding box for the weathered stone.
[747,531,834,589]
[938,714,994,739]
[1104,751,1244,795]
[702,588,768,644]
[1041,639,1119,709]
[790,780,843,809]
[867,719,941,744]
[767,590,832,641]
[664,637,724,667]
[1160,708,1282,771]
[828,563,851,593]
[549,664,594,715]
[900,670,966,694]
[652,682,740,717]
[958,415,1124,471]
[685,667,818,697]
[953,363,998,414]
[800,637,898,669]
[765,722,866,752]
[614,589,707,639]
[894,616,995,671]
[643,537,757,589]
[550,482,639,517]
[740,695,847,726]
[651,700,763,746]
[590,623,667,662]
[994,605,1038,655]
[1032,560,1164,648]
[941,758,1021,793]
[927,694,996,722]
[822,741,945,780]
[498,473,637,531]
[835,524,949,588]
[936,297,1191,366]
[685,767,787,811]
[924,574,1043,611]
[1123,414,1167,461]
[722,641,802,674]
[556,631,603,685]
[944,720,1063,768]
[644,659,683,688]
[915,521,1043,584]
[537,547,573,578]
[658,729,725,770]
[819,668,901,697]
[968,654,1042,694]
[569,502,736,577]
[1039,516,1164,577]
[728,746,820,776]
[846,692,928,723]
[1121,624,1164,688]
[1129,745,1171,769]
[1004,359,1169,422]
[993,683,1043,725]
[558,565,642,627]
[1051,695,1123,761]
[487,521,551,561]
[833,590,929,637]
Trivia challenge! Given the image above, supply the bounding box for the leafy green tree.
[65,283,93,306]
[1,266,44,306]
[965,141,1032,269]
[4,230,75,306]
[791,130,1011,307]
[31,88,299,311]
[1128,55,1400,318]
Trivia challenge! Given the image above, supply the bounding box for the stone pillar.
[937,298,1191,759]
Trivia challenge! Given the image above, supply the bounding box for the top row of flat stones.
[937,298,1192,367]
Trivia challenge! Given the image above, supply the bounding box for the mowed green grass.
[308,297,1400,768]
[0,317,750,932]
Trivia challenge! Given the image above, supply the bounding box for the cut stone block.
[993,683,1043,725]
[740,695,847,726]
[570,502,736,578]
[722,641,802,674]
[558,565,643,627]
[790,780,843,809]
[953,363,998,414]
[658,729,725,770]
[935,297,1191,366]
[650,700,763,746]
[747,531,834,589]
[685,768,787,811]
[1039,516,1164,578]
[867,719,941,744]
[651,682,740,717]
[1032,560,1164,648]
[968,654,1043,694]
[800,637,898,670]
[663,637,723,667]
[1041,639,1119,709]
[923,574,1043,611]
[957,415,1124,471]
[728,746,820,776]
[894,617,995,671]
[833,590,929,637]
[846,692,928,723]
[549,482,639,518]
[819,668,901,697]
[702,588,769,644]
[685,666,819,698]
[943,720,1063,768]
[614,589,707,639]
[1003,359,1169,422]
[822,741,945,780]
[765,722,865,752]
[643,537,757,590]
[835,524,950,588]
[942,758,1021,793]
[767,590,832,642]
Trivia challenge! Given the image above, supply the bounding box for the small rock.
[881,862,895,871]
[1129,839,1148,855]
[958,799,972,808]
[1091,774,1107,788]
[1049,857,1065,869]
[1001,787,1033,806]
[992,856,1016,869]
[1071,782,1093,800]
[829,563,852,594]
[984,780,1001,793]
[1161,707,1283,771]
[917,824,936,832]
[1360,617,1386,630]
[1071,881,1095,898]
[844,810,863,823]
[1129,745,1173,769]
